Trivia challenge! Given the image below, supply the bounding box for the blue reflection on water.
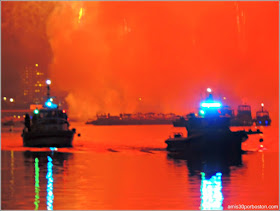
[200,172,223,210]
[46,156,54,210]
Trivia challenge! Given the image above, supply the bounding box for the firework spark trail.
[234,1,247,55]
[78,8,83,23]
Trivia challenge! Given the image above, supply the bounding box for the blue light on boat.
[265,121,268,125]
[201,102,222,108]
[259,121,261,124]
[44,100,58,109]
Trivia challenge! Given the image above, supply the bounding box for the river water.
[1,123,279,210]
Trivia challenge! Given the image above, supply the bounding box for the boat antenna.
[206,88,214,101]
[46,79,51,100]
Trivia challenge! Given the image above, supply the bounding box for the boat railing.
[34,117,69,125]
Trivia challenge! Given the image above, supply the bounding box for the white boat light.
[46,79,51,85]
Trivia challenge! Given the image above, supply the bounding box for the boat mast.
[46,79,51,100]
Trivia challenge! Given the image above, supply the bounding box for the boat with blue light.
[21,80,76,147]
[165,88,262,157]
[255,103,271,126]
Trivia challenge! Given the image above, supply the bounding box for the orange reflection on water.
[1,124,279,209]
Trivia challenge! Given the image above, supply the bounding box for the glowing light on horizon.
[207,88,212,93]
[3,97,7,101]
[34,158,40,210]
[35,64,38,67]
[34,109,39,114]
[46,156,54,210]
[261,103,264,107]
[78,8,83,23]
[200,172,223,210]
[10,98,14,102]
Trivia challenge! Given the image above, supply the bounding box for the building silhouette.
[22,64,47,105]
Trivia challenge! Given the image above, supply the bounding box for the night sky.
[1,1,279,121]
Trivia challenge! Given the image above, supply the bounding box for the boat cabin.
[256,110,269,118]
[237,105,252,116]
[30,108,69,132]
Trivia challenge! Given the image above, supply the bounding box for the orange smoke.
[46,1,278,121]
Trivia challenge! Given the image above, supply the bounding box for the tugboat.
[255,103,271,126]
[230,104,253,126]
[21,80,76,147]
[165,88,262,158]
[172,106,234,128]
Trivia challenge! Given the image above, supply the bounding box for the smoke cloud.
[2,2,278,122]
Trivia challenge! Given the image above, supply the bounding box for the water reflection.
[23,150,73,210]
[24,150,73,167]
[34,157,40,210]
[46,156,54,210]
[167,150,244,210]
[167,151,242,177]
[10,151,15,200]
[200,172,223,210]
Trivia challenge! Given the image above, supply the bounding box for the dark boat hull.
[230,119,253,126]
[255,118,271,126]
[173,119,255,127]
[22,130,74,147]
[172,119,187,127]
[165,131,248,157]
